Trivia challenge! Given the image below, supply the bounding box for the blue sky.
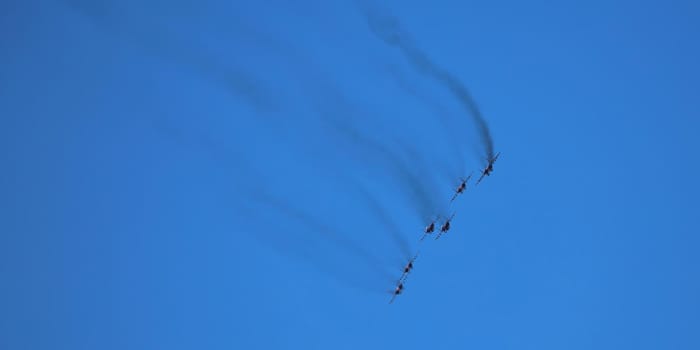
[2,0,699,349]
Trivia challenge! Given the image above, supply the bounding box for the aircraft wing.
[491,152,500,164]
[389,289,402,304]
[476,171,487,185]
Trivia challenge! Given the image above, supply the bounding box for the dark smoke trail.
[150,118,397,291]
[383,64,467,181]
[305,153,416,262]
[352,180,413,260]
[325,114,446,224]
[359,5,495,161]
[254,190,396,284]
[301,70,446,224]
[62,0,277,112]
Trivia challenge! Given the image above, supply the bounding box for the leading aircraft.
[476,152,501,185]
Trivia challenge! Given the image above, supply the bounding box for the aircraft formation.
[389,152,501,304]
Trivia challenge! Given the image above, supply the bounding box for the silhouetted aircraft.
[435,213,455,240]
[389,282,404,304]
[420,219,436,241]
[476,152,501,185]
[450,173,473,202]
[399,253,419,282]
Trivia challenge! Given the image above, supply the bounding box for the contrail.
[358,4,496,161]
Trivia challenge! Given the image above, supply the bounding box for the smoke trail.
[383,64,467,181]
[253,190,396,285]
[301,146,416,263]
[325,114,446,224]
[295,65,447,225]
[150,116,399,291]
[62,0,277,112]
[355,184,413,261]
[358,5,495,161]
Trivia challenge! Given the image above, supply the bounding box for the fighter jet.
[389,282,404,304]
[450,173,473,202]
[435,213,455,240]
[476,152,501,185]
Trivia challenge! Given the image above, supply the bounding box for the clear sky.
[2,0,699,349]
